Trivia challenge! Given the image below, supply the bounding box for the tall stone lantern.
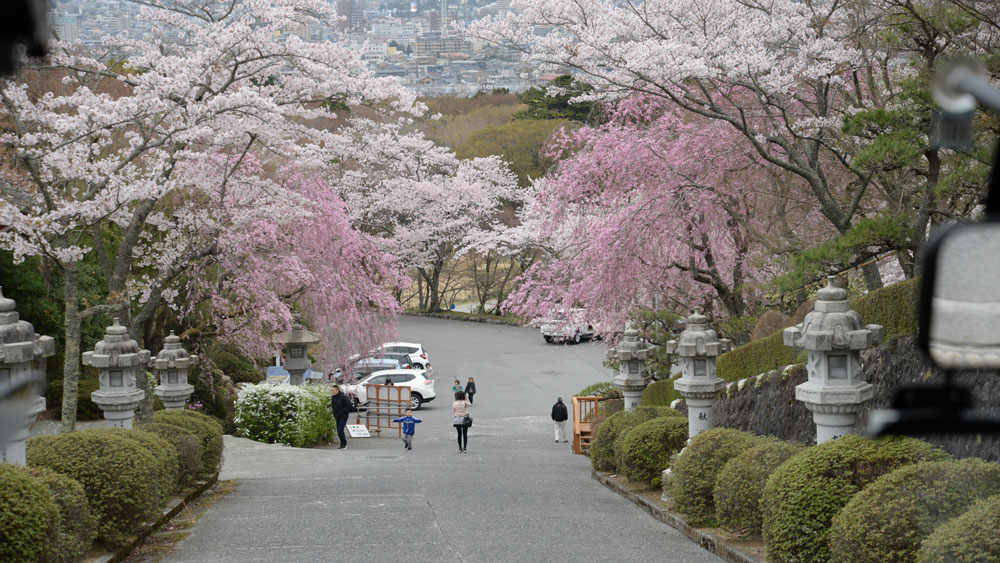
[613,323,653,410]
[668,311,731,439]
[0,287,54,466]
[784,277,884,444]
[84,318,150,429]
[152,331,198,410]
[272,325,320,386]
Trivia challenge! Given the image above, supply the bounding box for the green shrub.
[851,277,919,342]
[761,435,950,563]
[0,464,60,561]
[46,378,103,420]
[208,346,262,384]
[620,416,688,485]
[27,466,97,563]
[717,329,800,383]
[27,428,164,547]
[576,381,615,397]
[667,428,774,523]
[830,458,1000,563]
[124,429,180,498]
[234,383,336,448]
[153,410,224,474]
[598,397,624,417]
[136,423,204,488]
[714,441,805,537]
[918,493,1000,562]
[752,311,793,341]
[641,375,682,406]
[590,406,683,472]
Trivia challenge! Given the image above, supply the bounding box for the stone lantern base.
[796,381,874,443]
[92,388,145,429]
[674,378,726,438]
[155,383,195,410]
[0,395,45,466]
[614,376,650,410]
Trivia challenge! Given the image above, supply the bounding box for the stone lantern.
[668,310,731,439]
[84,318,150,429]
[784,277,884,444]
[151,331,198,409]
[613,323,653,409]
[272,325,320,386]
[0,287,54,466]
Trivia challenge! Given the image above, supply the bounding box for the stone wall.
[702,337,999,461]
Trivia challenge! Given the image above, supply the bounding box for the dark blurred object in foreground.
[1,0,48,75]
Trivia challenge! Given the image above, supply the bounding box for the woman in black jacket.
[466,377,477,404]
[330,386,354,449]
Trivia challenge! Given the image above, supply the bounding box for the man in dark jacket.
[330,385,354,450]
[551,396,569,443]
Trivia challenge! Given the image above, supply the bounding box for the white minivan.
[541,308,596,344]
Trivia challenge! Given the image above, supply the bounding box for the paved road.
[165,317,721,563]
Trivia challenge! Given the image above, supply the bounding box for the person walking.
[466,377,477,404]
[451,379,463,394]
[392,409,422,451]
[453,391,472,452]
[551,396,569,443]
[330,385,355,450]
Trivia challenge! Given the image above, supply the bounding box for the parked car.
[334,357,403,383]
[342,369,436,410]
[377,342,431,369]
[541,308,596,344]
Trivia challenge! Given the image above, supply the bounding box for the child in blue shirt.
[392,410,422,451]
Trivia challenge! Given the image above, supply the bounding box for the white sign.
[346,425,371,438]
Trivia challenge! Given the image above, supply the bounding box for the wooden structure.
[355,384,411,438]
[572,396,601,455]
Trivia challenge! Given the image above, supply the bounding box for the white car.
[377,342,431,369]
[342,369,436,410]
[541,308,596,344]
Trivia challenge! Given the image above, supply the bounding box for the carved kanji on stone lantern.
[272,325,320,386]
[0,287,54,465]
[613,323,653,409]
[784,277,884,443]
[668,310,731,438]
[84,318,150,429]
[152,331,198,409]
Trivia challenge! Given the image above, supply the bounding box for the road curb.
[592,471,762,563]
[94,471,221,563]
[404,312,525,327]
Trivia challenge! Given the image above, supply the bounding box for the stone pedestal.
[0,396,45,465]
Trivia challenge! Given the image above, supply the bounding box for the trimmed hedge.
[590,406,683,472]
[761,435,950,563]
[918,493,1000,562]
[830,458,1000,563]
[717,278,920,383]
[124,430,180,498]
[751,311,792,341]
[136,422,204,488]
[619,416,689,486]
[154,410,224,474]
[27,466,97,563]
[714,441,805,537]
[27,428,164,547]
[0,463,60,561]
[641,375,682,406]
[234,383,336,447]
[667,428,775,523]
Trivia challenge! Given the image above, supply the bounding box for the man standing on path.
[330,385,354,450]
[551,397,569,443]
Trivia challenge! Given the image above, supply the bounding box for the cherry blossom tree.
[0,0,417,429]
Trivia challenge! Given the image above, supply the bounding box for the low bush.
[851,277,919,342]
[830,458,1000,563]
[27,428,165,547]
[136,422,204,488]
[918,493,1000,562]
[124,430,180,498]
[667,428,775,523]
[27,466,97,563]
[761,435,950,563]
[208,346,262,384]
[0,464,60,561]
[576,381,615,397]
[716,329,800,383]
[620,416,688,485]
[590,406,683,472]
[641,375,682,406]
[234,383,336,448]
[46,377,103,420]
[714,441,805,537]
[153,410,224,474]
[751,311,793,341]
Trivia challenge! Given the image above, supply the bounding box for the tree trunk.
[861,261,884,291]
[60,263,81,432]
